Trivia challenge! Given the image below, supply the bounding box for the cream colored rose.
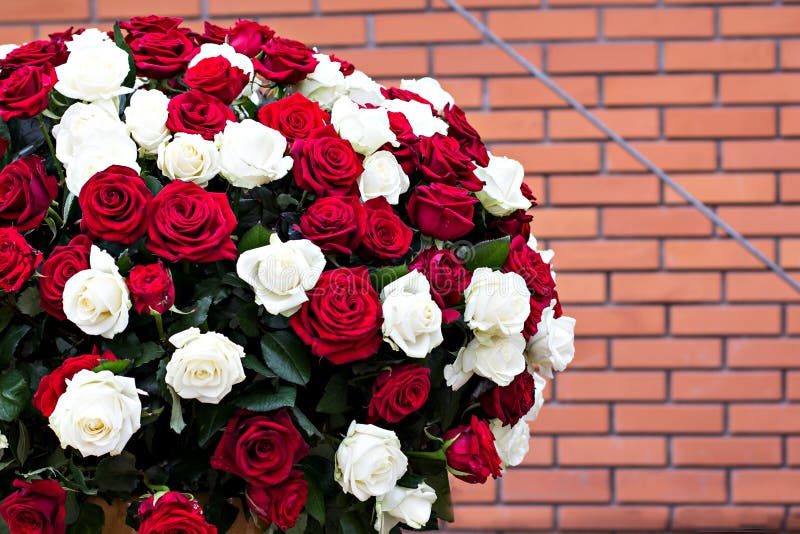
[446,333,526,388]
[381,271,443,358]
[62,246,131,339]
[382,99,448,138]
[335,421,408,502]
[490,418,530,470]
[53,100,128,168]
[345,70,385,106]
[358,150,410,205]
[55,38,133,102]
[526,300,576,379]
[166,327,246,404]
[474,154,532,217]
[217,119,293,189]
[464,268,530,339]
[157,133,220,188]
[65,135,140,196]
[374,482,437,534]
[49,370,142,457]
[400,77,454,113]
[526,372,547,422]
[236,234,325,317]
[125,89,170,155]
[296,53,347,109]
[331,96,398,156]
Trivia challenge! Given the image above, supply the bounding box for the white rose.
[400,77,454,113]
[335,421,408,502]
[166,327,246,404]
[382,99,448,138]
[188,43,254,99]
[53,100,127,168]
[217,119,293,189]
[447,334,526,388]
[358,151,410,204]
[490,418,530,470]
[381,271,443,358]
[474,154,532,217]
[527,233,555,265]
[157,133,220,187]
[62,246,131,339]
[0,430,7,457]
[464,268,530,339]
[374,483,436,534]
[236,234,325,317]
[0,44,19,63]
[296,54,346,109]
[55,39,133,102]
[345,70,385,106]
[49,369,142,457]
[65,135,140,196]
[125,89,170,155]
[331,96,398,156]
[526,372,547,422]
[65,28,112,52]
[526,300,576,379]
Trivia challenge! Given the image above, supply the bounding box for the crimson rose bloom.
[78,165,152,245]
[138,491,217,534]
[0,63,57,120]
[489,208,532,241]
[444,416,502,484]
[38,235,91,320]
[291,125,363,196]
[254,37,318,84]
[444,103,490,167]
[120,15,185,35]
[183,56,249,105]
[166,90,236,140]
[290,267,382,364]
[359,197,412,262]
[128,262,175,314]
[382,86,435,112]
[0,227,41,293]
[197,21,228,44]
[32,351,117,417]
[367,364,431,424]
[48,27,83,44]
[408,247,471,323]
[329,53,355,75]
[0,155,58,232]
[480,371,535,426]
[128,29,195,79]
[258,93,329,142]
[246,472,307,531]
[211,409,309,486]
[386,111,420,176]
[503,235,556,310]
[407,183,477,241]
[0,479,66,534]
[297,196,365,256]
[146,181,237,263]
[228,20,275,57]
[0,39,67,71]
[417,133,482,192]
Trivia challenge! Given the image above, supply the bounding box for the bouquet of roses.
[0,15,576,534]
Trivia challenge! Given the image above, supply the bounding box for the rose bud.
[443,415,502,484]
[128,262,175,315]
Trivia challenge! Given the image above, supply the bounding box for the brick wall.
[4,0,800,531]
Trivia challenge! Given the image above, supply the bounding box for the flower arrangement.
[0,16,576,534]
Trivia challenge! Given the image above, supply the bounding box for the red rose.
[0,63,57,120]
[443,104,490,167]
[367,364,431,424]
[0,138,7,160]
[254,37,318,84]
[48,27,83,43]
[257,93,329,142]
[329,53,355,75]
[246,472,307,531]
[359,197,412,262]
[408,247,471,322]
[166,90,236,141]
[407,183,477,241]
[417,133,482,192]
[443,416,502,484]
[0,155,58,232]
[211,409,309,486]
[183,56,249,105]
[297,196,365,256]
[488,208,532,241]
[289,267,382,364]
[0,479,66,534]
[146,181,237,263]
[228,20,275,57]
[0,227,41,293]
[128,262,175,315]
[32,352,117,417]
[78,165,152,245]
[38,235,92,320]
[0,40,67,72]
[138,491,217,534]
[291,125,363,197]
[381,86,435,112]
[197,21,228,44]
[386,111,420,176]
[522,299,544,340]
[128,29,195,79]
[503,235,555,309]
[119,15,186,36]
[479,371,535,426]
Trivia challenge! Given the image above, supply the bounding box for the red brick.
[520,436,555,466]
[721,6,800,36]
[529,208,598,238]
[674,437,782,466]
[605,75,714,106]
[98,0,199,17]
[671,305,781,335]
[558,437,666,466]
[465,111,544,142]
[665,108,776,138]
[548,43,657,74]
[616,469,726,503]
[664,239,776,270]
[788,437,800,464]
[783,239,800,268]
[450,477,497,504]
[723,141,800,170]
[783,109,800,136]
[432,0,541,6]
[673,506,785,531]
[721,74,800,103]
[495,143,600,173]
[606,141,717,172]
[728,338,800,368]
[327,47,428,78]
[266,16,366,47]
[550,0,655,5]
[611,272,721,302]
[556,371,666,401]
[374,13,479,44]
[433,45,542,76]
[605,9,714,38]
[615,404,724,434]
[555,273,607,304]
[733,471,800,503]
[0,0,88,21]
[504,469,611,503]
[0,26,35,43]
[716,205,800,235]
[603,207,713,237]
[489,9,597,40]
[789,372,800,399]
[790,307,800,334]
[664,41,776,72]
[727,272,800,302]
[489,76,599,108]
[612,338,722,369]
[549,175,660,205]
[730,405,800,433]
[551,240,660,270]
[672,371,783,401]
[548,109,659,140]
[570,340,608,370]
[559,506,669,531]
[320,0,426,11]
[569,306,666,336]
[531,404,610,434]
[448,505,553,531]
[665,173,777,204]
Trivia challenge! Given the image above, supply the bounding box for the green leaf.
[94,451,139,493]
[0,369,30,422]
[462,236,511,271]
[0,324,31,367]
[236,302,260,338]
[168,296,212,334]
[369,264,409,294]
[167,386,186,434]
[0,307,14,334]
[304,474,326,525]
[242,353,276,378]
[0,515,10,534]
[238,224,272,254]
[66,502,104,534]
[285,512,308,534]
[339,511,372,534]
[196,404,235,448]
[16,287,41,317]
[291,406,321,438]
[113,22,137,89]
[15,420,29,467]
[92,359,131,375]
[142,174,163,195]
[134,342,166,367]
[233,385,296,412]
[316,374,348,414]
[260,331,311,386]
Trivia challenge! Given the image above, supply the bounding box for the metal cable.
[443,0,800,293]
